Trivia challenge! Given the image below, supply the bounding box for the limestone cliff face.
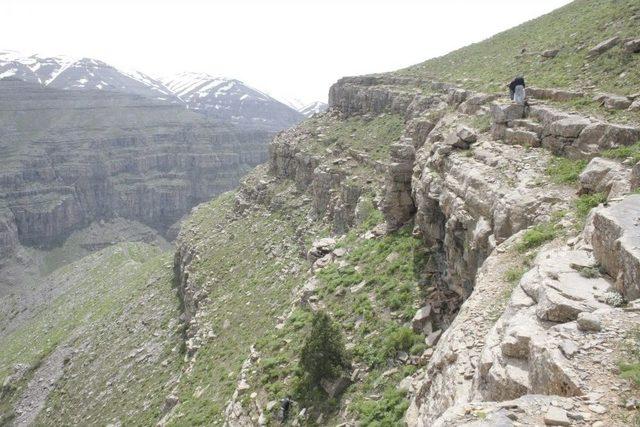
[0,79,272,258]
[171,73,640,426]
[328,75,640,425]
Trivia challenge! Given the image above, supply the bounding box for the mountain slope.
[0,243,181,426]
[161,72,304,127]
[400,0,640,97]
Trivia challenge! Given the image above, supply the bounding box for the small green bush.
[575,193,606,220]
[516,223,558,253]
[546,157,588,184]
[383,326,422,357]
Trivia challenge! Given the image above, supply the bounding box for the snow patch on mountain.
[299,101,328,117]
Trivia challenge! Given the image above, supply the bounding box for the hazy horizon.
[1,0,572,105]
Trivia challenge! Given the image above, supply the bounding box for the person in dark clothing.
[279,396,292,423]
[508,76,525,100]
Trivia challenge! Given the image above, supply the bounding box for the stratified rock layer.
[0,79,272,257]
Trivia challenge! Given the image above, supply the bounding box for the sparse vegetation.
[504,265,528,283]
[516,222,559,253]
[301,113,405,161]
[575,192,607,225]
[619,328,640,387]
[602,142,640,163]
[400,0,640,103]
[546,157,588,184]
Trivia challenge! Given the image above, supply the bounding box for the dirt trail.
[12,344,73,426]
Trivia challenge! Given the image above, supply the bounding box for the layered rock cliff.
[0,78,272,262]
[169,66,640,425]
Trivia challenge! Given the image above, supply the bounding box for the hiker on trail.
[279,396,292,423]
[508,76,526,103]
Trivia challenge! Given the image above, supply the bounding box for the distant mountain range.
[0,51,326,125]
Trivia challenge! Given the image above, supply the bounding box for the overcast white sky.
[1,0,572,105]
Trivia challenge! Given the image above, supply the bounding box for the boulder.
[425,329,442,347]
[504,128,541,147]
[456,126,478,144]
[412,304,433,334]
[624,38,640,54]
[547,116,591,138]
[597,93,633,110]
[587,36,620,57]
[541,49,559,58]
[631,162,640,189]
[575,122,640,152]
[578,157,631,199]
[577,312,602,332]
[527,88,583,102]
[629,99,640,112]
[307,237,337,262]
[457,93,500,114]
[490,102,525,124]
[444,131,470,150]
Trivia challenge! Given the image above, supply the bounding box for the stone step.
[509,119,543,135]
[503,128,541,148]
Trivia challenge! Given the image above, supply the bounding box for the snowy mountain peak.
[1,50,304,128]
[299,101,328,117]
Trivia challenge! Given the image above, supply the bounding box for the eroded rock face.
[579,157,631,199]
[0,79,273,258]
[591,195,640,299]
[412,117,571,298]
[384,140,416,231]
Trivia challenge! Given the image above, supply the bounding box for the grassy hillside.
[401,0,639,96]
[167,186,318,425]
[0,243,182,426]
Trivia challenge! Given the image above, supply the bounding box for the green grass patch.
[300,113,405,161]
[546,157,588,184]
[516,222,559,253]
[602,142,640,163]
[575,192,607,220]
[399,0,640,102]
[619,328,640,387]
[504,266,528,283]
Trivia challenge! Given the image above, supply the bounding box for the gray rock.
[624,39,640,54]
[527,88,583,102]
[599,93,633,110]
[541,49,560,58]
[548,116,591,138]
[426,329,442,347]
[457,126,478,143]
[587,36,620,57]
[412,305,433,334]
[577,312,602,332]
[490,103,525,124]
[559,339,579,358]
[544,407,571,426]
[578,157,630,199]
